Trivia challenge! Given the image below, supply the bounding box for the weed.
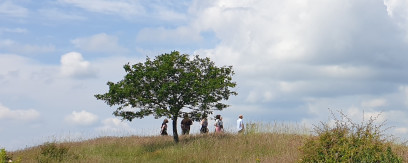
[0,148,21,163]
[1,148,11,162]
[36,142,79,163]
[300,109,402,162]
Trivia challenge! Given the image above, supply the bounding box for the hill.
[6,120,408,162]
[9,132,308,162]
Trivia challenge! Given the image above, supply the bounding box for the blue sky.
[2,0,408,150]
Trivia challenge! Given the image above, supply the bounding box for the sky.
[1,0,408,150]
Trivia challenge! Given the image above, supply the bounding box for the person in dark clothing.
[200,117,209,134]
[161,119,169,135]
[181,114,193,135]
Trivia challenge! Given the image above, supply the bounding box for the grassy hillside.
[7,121,408,162]
[10,133,308,163]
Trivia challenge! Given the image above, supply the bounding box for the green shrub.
[300,110,402,163]
[1,148,11,162]
[36,142,79,163]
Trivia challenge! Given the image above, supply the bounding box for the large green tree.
[95,51,237,142]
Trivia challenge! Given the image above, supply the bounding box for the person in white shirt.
[237,115,244,134]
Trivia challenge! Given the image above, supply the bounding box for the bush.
[1,148,11,162]
[37,142,79,163]
[300,110,402,163]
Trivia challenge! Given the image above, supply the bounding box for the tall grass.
[9,122,309,162]
[10,134,307,163]
[8,121,408,162]
[245,121,311,135]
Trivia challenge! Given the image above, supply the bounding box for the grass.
[8,122,310,163]
[7,122,408,162]
[10,133,307,163]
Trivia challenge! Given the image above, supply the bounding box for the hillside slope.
[10,133,307,162]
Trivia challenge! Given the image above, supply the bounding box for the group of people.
[160,114,245,136]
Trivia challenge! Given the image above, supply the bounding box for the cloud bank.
[0,1,28,18]
[0,104,40,121]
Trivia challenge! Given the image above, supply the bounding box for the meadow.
[4,121,408,162]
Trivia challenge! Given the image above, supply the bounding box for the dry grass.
[8,122,408,163]
[10,133,307,163]
[11,133,305,162]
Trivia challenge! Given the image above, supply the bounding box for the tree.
[95,51,237,142]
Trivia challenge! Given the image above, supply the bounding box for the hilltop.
[10,133,307,162]
[6,120,408,162]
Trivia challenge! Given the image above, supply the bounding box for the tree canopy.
[95,51,237,142]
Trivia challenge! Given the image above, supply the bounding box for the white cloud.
[65,110,98,126]
[384,0,408,18]
[0,39,55,55]
[398,85,408,106]
[136,26,202,45]
[0,103,40,121]
[194,0,359,65]
[189,0,408,102]
[394,127,408,134]
[332,106,385,124]
[58,0,189,22]
[263,91,275,102]
[96,117,136,134]
[38,8,86,21]
[4,0,408,150]
[361,98,388,108]
[0,54,57,94]
[384,0,408,41]
[0,39,14,47]
[71,33,127,54]
[183,2,408,143]
[301,96,408,140]
[0,28,27,34]
[244,90,275,103]
[151,5,187,22]
[0,1,28,17]
[15,44,55,54]
[60,52,97,79]
[59,0,144,18]
[245,91,258,103]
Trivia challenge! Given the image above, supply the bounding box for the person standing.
[237,115,244,134]
[181,114,193,135]
[214,115,224,133]
[161,119,169,135]
[200,117,209,134]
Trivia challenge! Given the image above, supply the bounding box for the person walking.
[214,115,224,133]
[200,116,209,134]
[237,115,244,134]
[161,119,169,135]
[181,114,193,135]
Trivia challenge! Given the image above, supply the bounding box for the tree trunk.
[172,116,179,143]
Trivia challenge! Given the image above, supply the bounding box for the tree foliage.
[95,51,237,142]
